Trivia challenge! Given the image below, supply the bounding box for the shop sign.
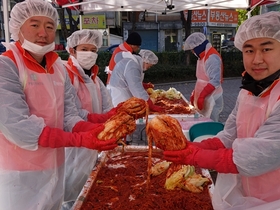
[208,9,238,27]
[57,14,106,29]
[184,10,208,27]
[212,33,222,54]
[183,9,238,27]
[192,22,207,27]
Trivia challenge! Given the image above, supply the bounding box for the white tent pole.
[79,13,83,30]
[246,0,265,18]
[3,0,10,42]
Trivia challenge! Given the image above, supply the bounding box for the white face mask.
[76,51,98,70]
[21,39,55,56]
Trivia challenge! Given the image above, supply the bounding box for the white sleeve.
[216,95,239,148]
[62,69,87,131]
[123,60,149,101]
[0,56,45,150]
[97,77,114,113]
[205,54,222,87]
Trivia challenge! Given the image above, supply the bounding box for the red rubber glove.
[190,137,225,150]
[38,125,117,151]
[190,90,195,106]
[72,121,103,132]
[163,144,238,173]
[143,82,154,89]
[147,98,164,113]
[197,83,215,110]
[87,107,118,123]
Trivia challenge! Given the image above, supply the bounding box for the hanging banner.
[57,14,106,29]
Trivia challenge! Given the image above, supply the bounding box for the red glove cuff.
[147,98,164,113]
[197,83,215,110]
[72,121,102,132]
[143,82,154,89]
[190,90,195,106]
[195,147,238,174]
[87,107,117,123]
[190,137,225,150]
[199,83,215,98]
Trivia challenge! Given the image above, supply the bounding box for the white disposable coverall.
[0,43,85,210]
[109,52,149,107]
[63,56,113,205]
[212,79,280,210]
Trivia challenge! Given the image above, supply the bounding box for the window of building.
[165,29,178,51]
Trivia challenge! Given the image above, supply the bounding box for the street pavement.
[155,77,242,123]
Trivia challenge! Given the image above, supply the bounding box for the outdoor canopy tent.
[1,0,279,42]
[62,0,250,14]
[59,0,278,13]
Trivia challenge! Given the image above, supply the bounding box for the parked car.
[0,40,6,55]
[101,44,119,54]
[0,39,15,54]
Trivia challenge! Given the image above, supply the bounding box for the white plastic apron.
[0,43,66,210]
[67,57,102,113]
[64,58,99,203]
[193,49,222,118]
[212,82,280,210]
[110,85,133,107]
[110,53,140,107]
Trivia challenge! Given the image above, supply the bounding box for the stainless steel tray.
[72,145,214,210]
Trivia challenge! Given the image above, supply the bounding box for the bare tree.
[66,8,79,33]
[57,7,69,41]
[51,1,80,43]
[180,10,192,65]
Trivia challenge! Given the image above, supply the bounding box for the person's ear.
[143,62,147,70]
[69,48,75,56]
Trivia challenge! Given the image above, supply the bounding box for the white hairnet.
[9,0,58,41]
[66,29,102,53]
[183,32,206,50]
[139,49,158,65]
[234,11,280,51]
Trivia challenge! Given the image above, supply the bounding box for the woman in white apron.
[62,29,115,209]
[163,11,280,210]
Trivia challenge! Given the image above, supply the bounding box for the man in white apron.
[62,29,115,209]
[184,32,224,122]
[0,1,117,209]
[164,11,280,210]
[108,49,163,113]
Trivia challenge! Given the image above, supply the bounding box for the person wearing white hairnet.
[0,1,118,210]
[163,11,280,210]
[184,32,224,121]
[109,49,163,113]
[62,29,116,210]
